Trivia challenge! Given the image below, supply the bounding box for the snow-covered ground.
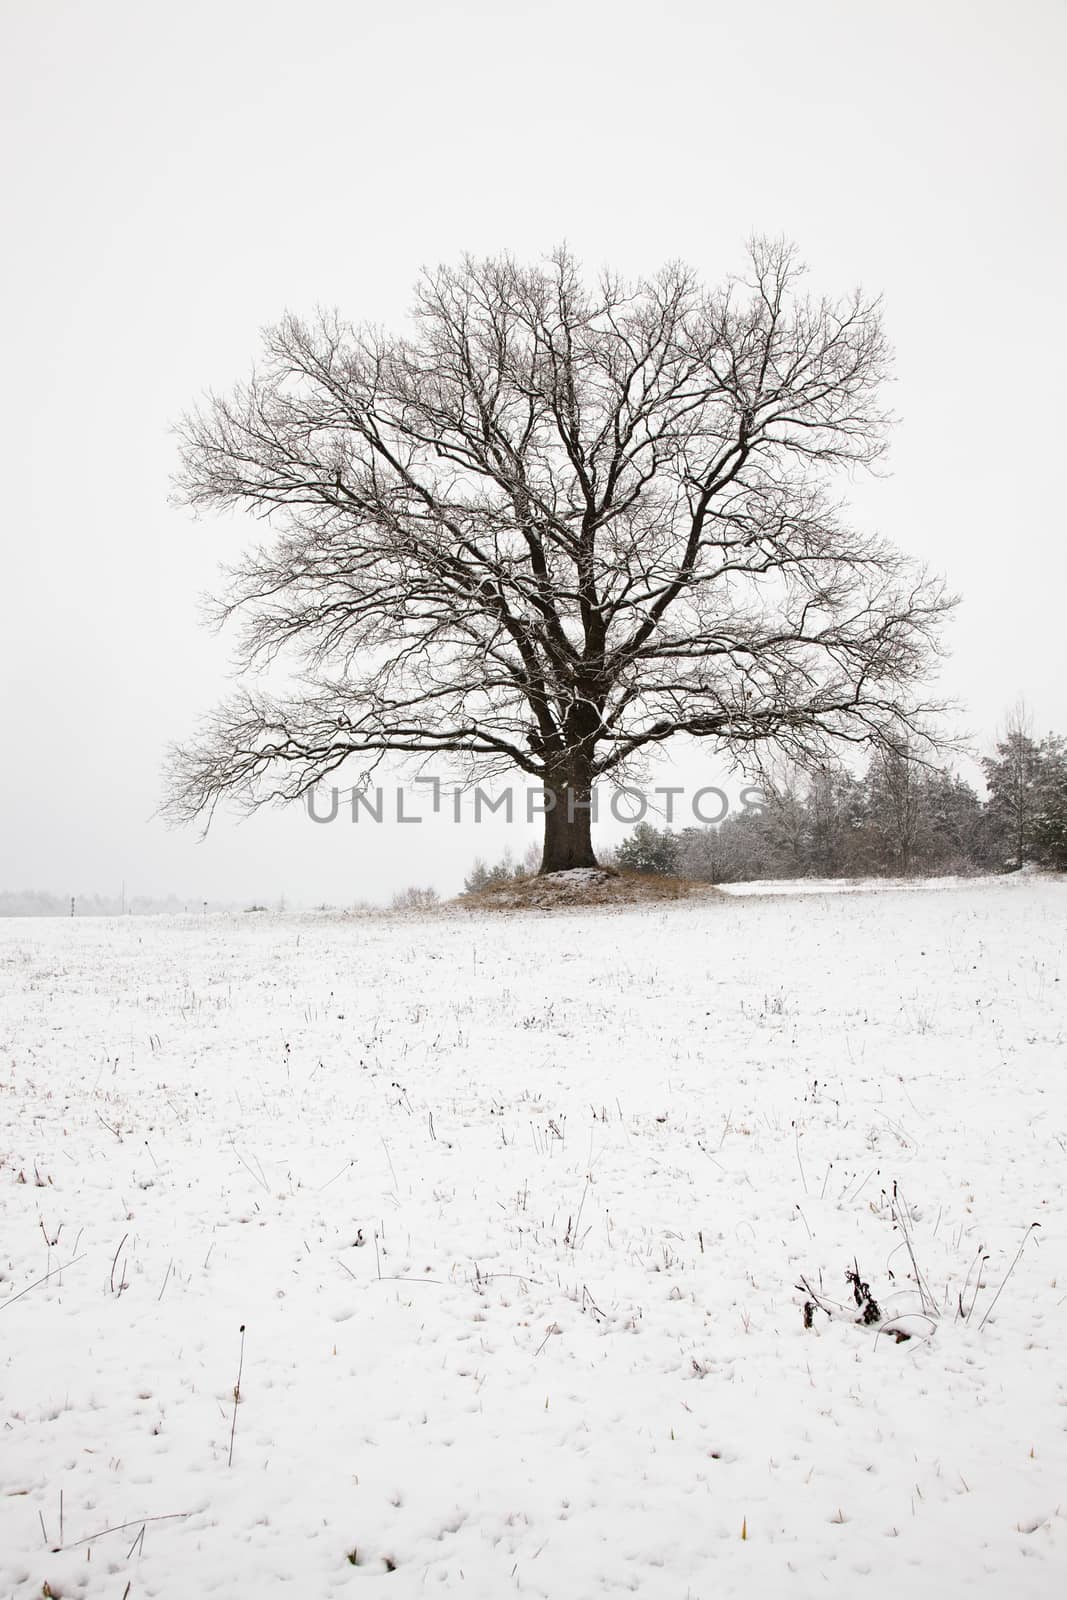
[1,877,1064,1599]
[718,874,977,897]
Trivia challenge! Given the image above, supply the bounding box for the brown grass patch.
[456,867,723,911]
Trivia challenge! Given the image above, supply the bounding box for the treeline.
[0,891,227,917]
[617,733,1067,882]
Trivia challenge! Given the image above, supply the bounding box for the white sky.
[4,0,1065,905]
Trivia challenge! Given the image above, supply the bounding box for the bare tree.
[164,240,954,872]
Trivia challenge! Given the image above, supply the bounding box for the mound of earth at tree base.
[458,867,723,910]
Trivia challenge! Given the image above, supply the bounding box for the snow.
[718,874,975,897]
[1,877,1064,1598]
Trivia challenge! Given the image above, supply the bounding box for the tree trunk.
[539,768,598,873]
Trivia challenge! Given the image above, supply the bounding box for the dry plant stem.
[794,1124,808,1193]
[227,1136,269,1192]
[874,1313,936,1351]
[60,1512,192,1551]
[0,1255,85,1312]
[110,1234,128,1295]
[891,1191,935,1317]
[795,1275,848,1318]
[317,1160,353,1192]
[570,1180,590,1249]
[961,1246,989,1323]
[379,1273,445,1286]
[977,1224,1040,1331]
[228,1324,246,1467]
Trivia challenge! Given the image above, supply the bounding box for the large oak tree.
[165,240,953,872]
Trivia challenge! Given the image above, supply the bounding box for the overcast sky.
[4,0,1065,905]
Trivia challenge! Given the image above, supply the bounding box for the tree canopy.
[164,239,954,871]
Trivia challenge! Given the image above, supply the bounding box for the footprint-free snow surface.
[1,878,1064,1598]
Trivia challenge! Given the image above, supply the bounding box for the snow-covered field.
[1,878,1064,1599]
[718,875,978,897]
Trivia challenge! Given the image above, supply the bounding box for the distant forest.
[464,726,1067,890]
[613,731,1067,883]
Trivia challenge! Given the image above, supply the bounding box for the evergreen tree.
[1032,735,1067,868]
[616,822,680,876]
[983,703,1042,867]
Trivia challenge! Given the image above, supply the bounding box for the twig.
[157,1260,173,1302]
[96,1111,122,1140]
